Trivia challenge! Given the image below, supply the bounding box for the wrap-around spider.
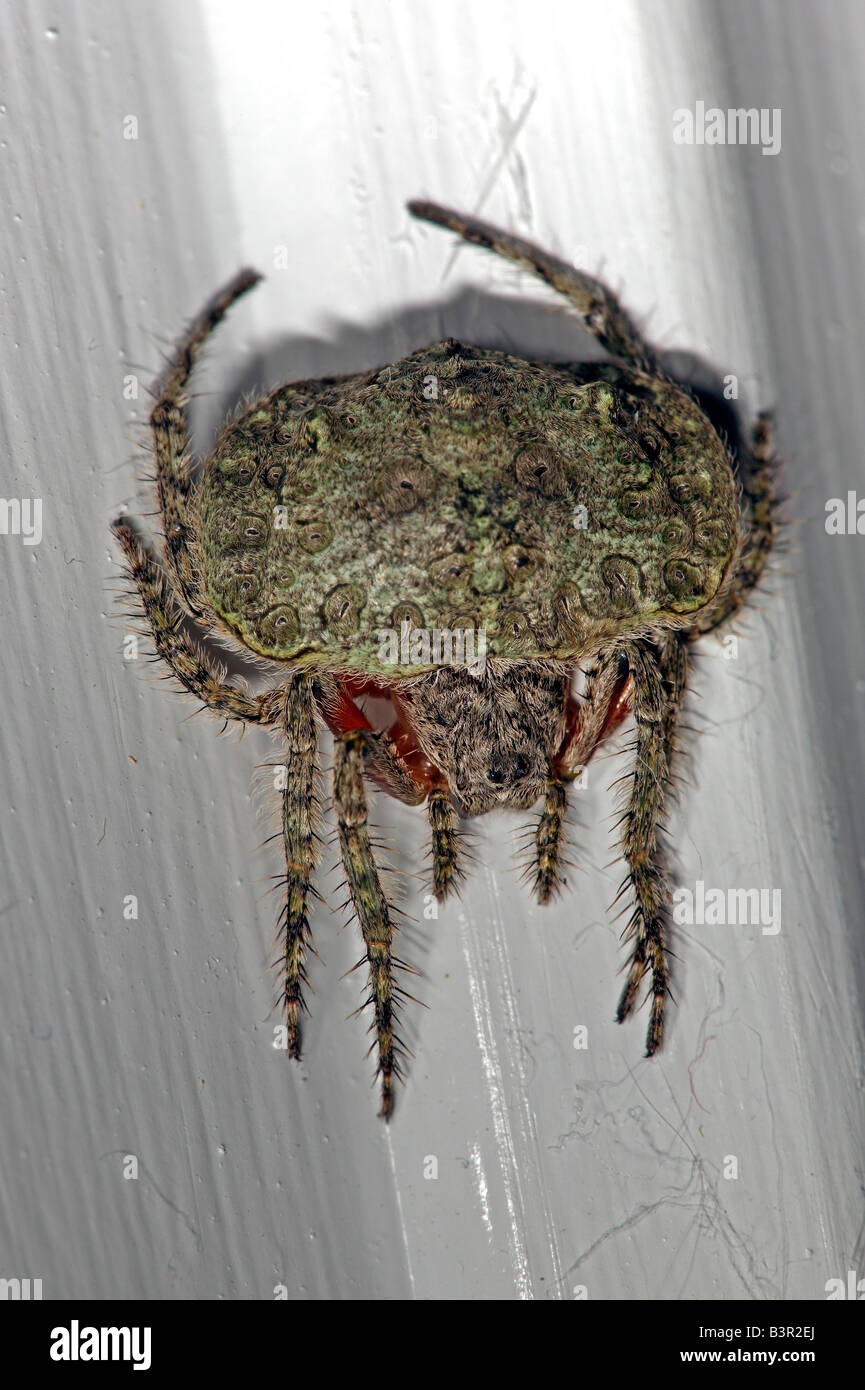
[114,202,776,1117]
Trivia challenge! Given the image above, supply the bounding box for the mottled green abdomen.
[198,341,739,674]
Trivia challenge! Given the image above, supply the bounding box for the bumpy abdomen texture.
[198,342,739,673]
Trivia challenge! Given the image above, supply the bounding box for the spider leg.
[333,731,404,1120]
[345,732,466,906]
[332,712,467,906]
[407,200,652,369]
[315,675,465,905]
[112,518,268,724]
[656,631,689,768]
[614,637,689,1055]
[427,786,464,902]
[532,653,632,903]
[117,521,325,1067]
[149,268,262,617]
[557,652,633,779]
[693,411,778,633]
[533,778,569,904]
[271,673,321,1058]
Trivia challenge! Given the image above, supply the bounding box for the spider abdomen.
[198,346,739,674]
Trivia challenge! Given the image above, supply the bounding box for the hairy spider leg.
[269,673,321,1059]
[530,658,634,903]
[408,200,653,370]
[612,638,688,1055]
[694,413,778,633]
[112,519,270,725]
[150,268,262,617]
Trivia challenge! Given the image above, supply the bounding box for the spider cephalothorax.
[114,200,777,1117]
[395,661,570,816]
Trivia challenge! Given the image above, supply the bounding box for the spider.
[113,200,777,1119]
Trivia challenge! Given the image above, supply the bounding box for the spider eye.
[487,753,531,786]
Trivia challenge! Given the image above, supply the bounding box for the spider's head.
[399,660,570,817]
